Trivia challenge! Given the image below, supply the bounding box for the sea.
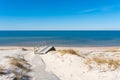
[0,31,120,47]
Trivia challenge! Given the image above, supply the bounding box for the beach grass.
[6,55,31,80]
[104,48,120,52]
[57,49,78,55]
[84,57,120,71]
[57,49,86,59]
[0,66,5,74]
[9,58,31,72]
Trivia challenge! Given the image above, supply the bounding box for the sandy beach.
[0,46,120,80]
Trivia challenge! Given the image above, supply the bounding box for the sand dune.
[0,47,120,80]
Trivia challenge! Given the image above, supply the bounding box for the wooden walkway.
[32,55,60,80]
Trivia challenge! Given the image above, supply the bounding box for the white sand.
[0,47,120,80]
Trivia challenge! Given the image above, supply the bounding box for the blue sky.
[0,0,120,30]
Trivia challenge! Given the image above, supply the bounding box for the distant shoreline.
[0,46,120,51]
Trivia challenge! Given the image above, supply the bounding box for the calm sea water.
[0,31,120,47]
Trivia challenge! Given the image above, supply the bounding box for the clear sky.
[0,0,120,30]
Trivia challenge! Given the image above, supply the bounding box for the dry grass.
[84,57,120,71]
[104,48,120,52]
[57,49,78,55]
[6,55,29,65]
[57,49,87,59]
[92,57,108,65]
[10,59,31,72]
[6,55,31,80]
[0,66,5,74]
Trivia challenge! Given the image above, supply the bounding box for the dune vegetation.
[0,66,5,75]
[104,48,120,52]
[57,49,79,55]
[84,57,120,71]
[5,55,31,80]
